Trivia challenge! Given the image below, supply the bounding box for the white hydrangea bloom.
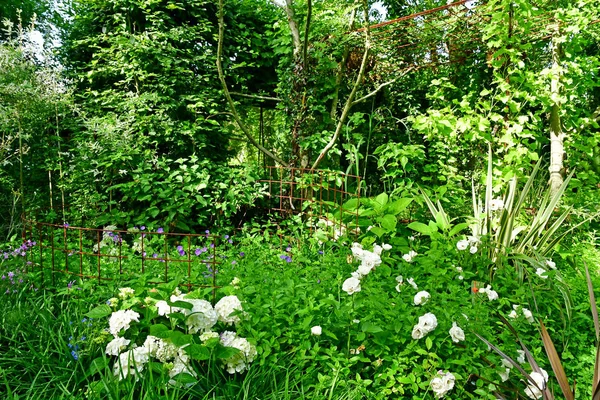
[535,268,548,279]
[168,347,197,386]
[411,313,438,340]
[156,300,171,316]
[107,297,119,307]
[215,295,243,325]
[413,291,431,306]
[342,277,361,295]
[219,331,257,374]
[311,326,322,336]
[430,370,455,398]
[143,335,162,357]
[185,299,218,334]
[113,347,149,380]
[524,369,548,399]
[109,310,140,337]
[118,287,135,300]
[105,337,131,356]
[456,240,469,251]
[449,322,465,343]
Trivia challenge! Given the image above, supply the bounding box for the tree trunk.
[549,24,564,196]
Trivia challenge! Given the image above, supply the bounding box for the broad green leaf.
[85,304,112,319]
[387,198,413,215]
[378,214,397,232]
[185,344,211,361]
[407,222,431,235]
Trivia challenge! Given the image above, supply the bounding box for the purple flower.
[8,272,14,279]
[231,261,236,265]
[228,239,233,244]
[1,275,5,280]
[210,243,215,248]
[140,226,146,231]
[286,246,291,252]
[239,252,245,257]
[224,235,229,239]
[318,250,324,255]
[202,247,207,252]
[152,253,158,258]
[177,245,185,256]
[67,280,75,289]
[142,252,146,257]
[205,230,210,234]
[64,223,69,228]
[195,248,202,256]
[157,227,164,234]
[285,256,292,263]
[71,350,78,360]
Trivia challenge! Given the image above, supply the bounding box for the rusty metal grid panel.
[260,167,362,239]
[21,221,223,295]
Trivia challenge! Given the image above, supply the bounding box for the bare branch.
[311,0,371,170]
[230,92,281,102]
[216,0,289,167]
[303,0,312,68]
[351,69,414,106]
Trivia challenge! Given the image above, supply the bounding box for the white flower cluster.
[430,370,455,398]
[478,284,499,301]
[535,267,548,279]
[508,305,534,323]
[402,250,418,263]
[219,331,257,374]
[186,299,218,334]
[316,218,360,242]
[524,368,549,399]
[113,347,149,380]
[413,291,430,306]
[105,337,131,356]
[489,198,504,211]
[215,295,243,325]
[456,235,480,254]
[118,287,135,300]
[109,310,140,337]
[411,312,438,340]
[342,242,391,295]
[448,322,465,343]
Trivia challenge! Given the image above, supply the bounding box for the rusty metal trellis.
[21,221,222,297]
[260,167,362,239]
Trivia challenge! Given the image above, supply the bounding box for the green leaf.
[387,198,413,215]
[185,344,211,361]
[374,193,388,208]
[361,322,383,334]
[169,331,193,347]
[215,346,241,360]
[407,222,431,235]
[448,223,469,237]
[85,304,112,319]
[168,300,194,310]
[149,324,170,338]
[378,214,397,232]
[369,226,386,237]
[425,336,433,350]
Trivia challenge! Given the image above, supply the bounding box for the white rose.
[489,198,504,211]
[430,371,455,398]
[372,244,383,255]
[535,268,548,279]
[414,291,431,306]
[499,367,511,382]
[342,277,361,295]
[516,349,526,364]
[546,259,556,269]
[449,322,465,343]
[407,277,418,290]
[311,326,322,336]
[403,250,418,263]
[522,308,534,323]
[456,240,469,251]
[469,246,478,254]
[356,263,372,276]
[524,369,548,399]
[382,243,392,251]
